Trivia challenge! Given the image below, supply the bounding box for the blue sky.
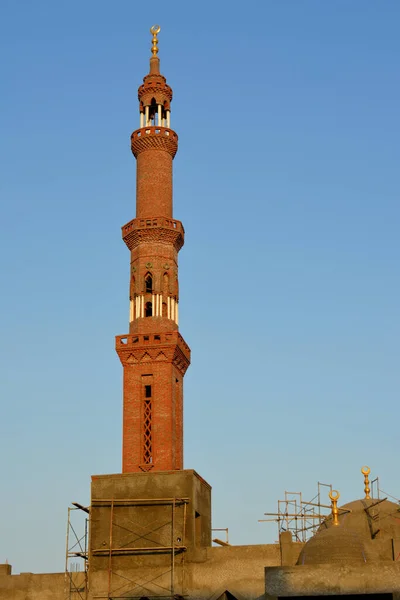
[1,0,399,573]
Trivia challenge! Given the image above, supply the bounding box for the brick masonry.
[116,53,190,473]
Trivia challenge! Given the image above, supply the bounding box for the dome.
[297,497,400,565]
[297,526,367,565]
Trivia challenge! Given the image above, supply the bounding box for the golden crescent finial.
[329,490,340,501]
[329,490,340,526]
[361,466,371,499]
[150,25,161,56]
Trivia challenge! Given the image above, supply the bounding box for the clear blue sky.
[1,0,399,573]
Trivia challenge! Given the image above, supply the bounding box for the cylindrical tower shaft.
[116,26,190,474]
[136,149,173,218]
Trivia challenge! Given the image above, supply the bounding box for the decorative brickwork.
[143,396,152,464]
[131,127,178,158]
[116,333,190,376]
[117,43,190,473]
[122,217,184,252]
[138,59,173,110]
[138,82,173,108]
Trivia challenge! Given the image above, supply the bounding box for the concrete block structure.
[87,470,284,599]
[89,469,211,598]
[1,25,399,600]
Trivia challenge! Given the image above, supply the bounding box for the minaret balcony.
[122,216,184,251]
[116,331,191,376]
[131,127,178,158]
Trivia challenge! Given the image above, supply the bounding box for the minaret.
[116,26,190,473]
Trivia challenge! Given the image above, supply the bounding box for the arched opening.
[145,273,153,293]
[145,302,152,317]
[163,100,170,128]
[149,97,157,125]
[162,301,167,317]
[139,102,145,127]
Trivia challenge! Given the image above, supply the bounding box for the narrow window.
[145,302,152,317]
[145,273,153,293]
[143,396,152,464]
[149,97,157,125]
[142,375,153,465]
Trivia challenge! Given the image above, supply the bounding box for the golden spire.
[329,490,340,526]
[361,466,371,499]
[150,25,161,56]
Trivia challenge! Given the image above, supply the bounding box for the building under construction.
[1,26,400,600]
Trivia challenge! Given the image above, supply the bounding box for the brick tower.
[116,25,190,473]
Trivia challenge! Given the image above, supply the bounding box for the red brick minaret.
[116,26,190,473]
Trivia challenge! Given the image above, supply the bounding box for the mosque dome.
[296,526,367,565]
[297,497,400,566]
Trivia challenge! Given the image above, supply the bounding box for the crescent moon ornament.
[150,25,161,56]
[361,465,371,499]
[329,489,340,526]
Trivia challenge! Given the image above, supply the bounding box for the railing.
[131,126,178,141]
[116,332,190,354]
[122,216,183,237]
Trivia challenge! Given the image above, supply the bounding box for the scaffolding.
[212,528,229,546]
[65,502,89,600]
[259,482,334,543]
[91,496,188,599]
[371,476,380,499]
[259,475,400,544]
